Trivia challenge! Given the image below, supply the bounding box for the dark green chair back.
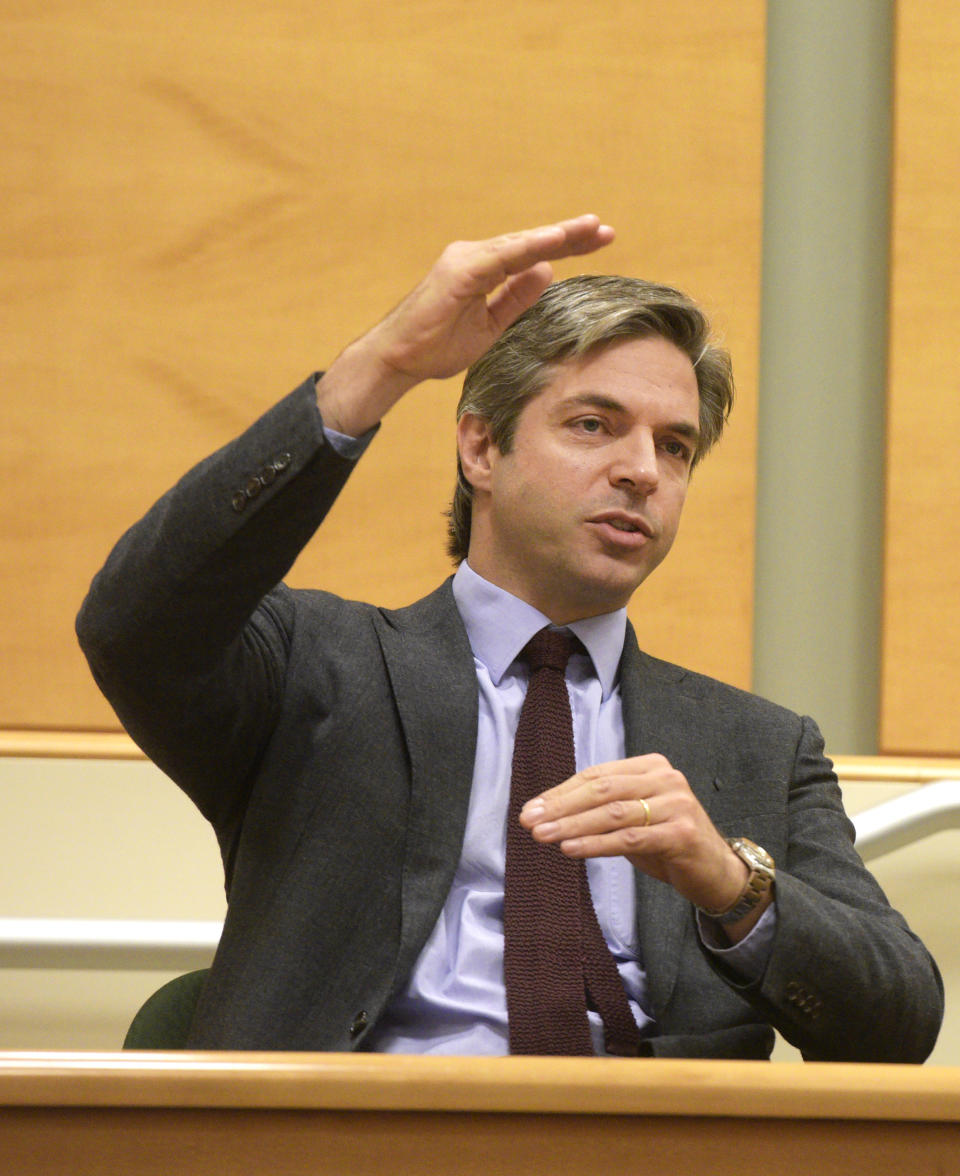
[123,968,210,1049]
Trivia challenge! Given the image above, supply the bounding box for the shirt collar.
[451,561,626,700]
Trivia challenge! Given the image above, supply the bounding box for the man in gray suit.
[77,215,942,1059]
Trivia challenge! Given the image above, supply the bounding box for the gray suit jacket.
[77,378,943,1060]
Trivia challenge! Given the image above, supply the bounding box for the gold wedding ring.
[638,797,651,827]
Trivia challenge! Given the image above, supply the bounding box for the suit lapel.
[620,624,717,1015]
[373,580,479,987]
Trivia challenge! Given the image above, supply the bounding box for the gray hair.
[447,274,734,562]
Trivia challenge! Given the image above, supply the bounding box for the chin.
[555,573,639,619]
[587,555,653,596]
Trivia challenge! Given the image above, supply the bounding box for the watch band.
[699,837,776,924]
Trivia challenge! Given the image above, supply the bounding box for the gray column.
[753,0,893,753]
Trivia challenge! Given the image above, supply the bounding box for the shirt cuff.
[313,370,379,458]
[323,424,376,460]
[696,902,777,984]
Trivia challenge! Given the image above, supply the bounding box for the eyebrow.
[556,392,701,444]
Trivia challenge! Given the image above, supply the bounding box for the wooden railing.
[1,1053,958,1175]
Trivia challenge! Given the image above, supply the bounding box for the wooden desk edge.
[1,1053,959,1122]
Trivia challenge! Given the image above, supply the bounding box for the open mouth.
[589,517,653,548]
[589,511,654,539]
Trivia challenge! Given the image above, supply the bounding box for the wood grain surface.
[2,2,764,732]
[882,1,960,752]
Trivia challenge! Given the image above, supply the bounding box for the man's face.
[460,336,701,623]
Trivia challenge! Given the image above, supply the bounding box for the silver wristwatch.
[700,837,776,924]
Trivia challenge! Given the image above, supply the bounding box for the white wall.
[0,756,224,1050]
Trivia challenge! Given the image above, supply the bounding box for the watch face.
[712,838,776,923]
[733,837,774,870]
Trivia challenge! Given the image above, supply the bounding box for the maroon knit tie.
[503,627,640,1056]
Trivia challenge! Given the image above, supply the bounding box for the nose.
[608,430,659,495]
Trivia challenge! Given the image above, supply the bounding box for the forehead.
[533,336,700,418]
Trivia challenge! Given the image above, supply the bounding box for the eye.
[660,438,692,462]
[573,416,606,435]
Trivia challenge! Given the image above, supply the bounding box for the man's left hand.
[519,754,770,939]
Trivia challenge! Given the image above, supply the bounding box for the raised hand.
[317,215,614,436]
[369,214,616,382]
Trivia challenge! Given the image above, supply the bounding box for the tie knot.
[522,627,577,673]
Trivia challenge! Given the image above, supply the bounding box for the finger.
[519,757,670,825]
[579,755,672,781]
[529,796,654,844]
[555,214,617,255]
[493,215,615,274]
[485,263,554,332]
[519,775,629,827]
[558,826,664,861]
[453,215,614,297]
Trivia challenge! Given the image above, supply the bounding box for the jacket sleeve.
[75,377,359,840]
[709,715,945,1062]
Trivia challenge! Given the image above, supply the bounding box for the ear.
[457,413,497,492]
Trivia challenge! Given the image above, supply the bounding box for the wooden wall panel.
[1,1,765,737]
[882,2,960,753]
